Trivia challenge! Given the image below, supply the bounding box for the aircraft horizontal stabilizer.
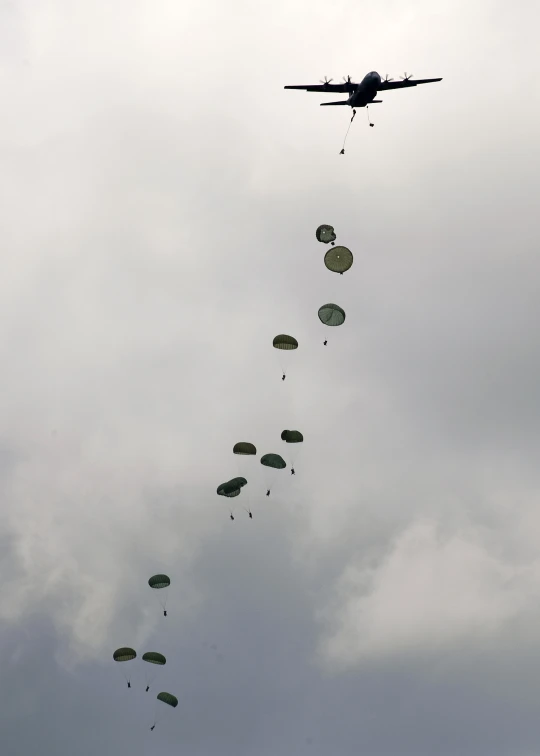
[320,99,383,107]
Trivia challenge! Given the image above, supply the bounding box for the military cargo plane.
[284,71,442,111]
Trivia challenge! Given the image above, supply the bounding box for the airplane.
[284,71,442,115]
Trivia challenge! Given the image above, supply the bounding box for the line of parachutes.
[216,224,352,518]
[112,574,177,734]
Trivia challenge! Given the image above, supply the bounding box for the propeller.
[400,72,413,81]
[383,74,394,83]
[319,76,333,85]
[342,75,352,84]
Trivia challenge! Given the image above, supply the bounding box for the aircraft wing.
[378,77,442,91]
[284,82,356,94]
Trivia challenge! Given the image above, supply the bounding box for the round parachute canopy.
[233,442,257,456]
[273,334,298,351]
[142,652,166,666]
[157,692,178,708]
[281,430,304,443]
[324,246,353,274]
[217,480,243,497]
[148,574,170,590]
[113,647,137,662]
[318,303,346,327]
[261,453,287,470]
[316,224,336,244]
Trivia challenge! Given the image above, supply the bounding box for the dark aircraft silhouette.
[284,71,442,110]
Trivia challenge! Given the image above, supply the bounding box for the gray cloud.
[1,0,540,754]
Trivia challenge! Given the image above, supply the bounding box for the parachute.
[157,692,178,708]
[233,442,257,455]
[113,647,137,687]
[273,334,298,350]
[148,575,170,617]
[260,453,287,469]
[113,647,137,662]
[281,431,303,471]
[218,477,248,518]
[232,445,256,514]
[142,652,166,666]
[148,575,170,590]
[280,430,303,443]
[318,303,346,327]
[217,477,247,497]
[151,691,179,732]
[273,335,298,380]
[316,224,336,244]
[324,246,353,274]
[260,453,286,495]
[142,652,166,692]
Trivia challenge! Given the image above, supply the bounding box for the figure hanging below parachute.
[148,574,170,617]
[273,334,298,380]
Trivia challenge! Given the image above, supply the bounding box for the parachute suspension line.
[340,109,356,154]
[366,106,374,127]
[242,489,253,518]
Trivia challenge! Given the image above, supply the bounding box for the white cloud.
[319,519,540,668]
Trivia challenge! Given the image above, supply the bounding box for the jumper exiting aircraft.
[284,71,442,111]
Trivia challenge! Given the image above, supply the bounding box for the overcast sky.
[1,1,540,754]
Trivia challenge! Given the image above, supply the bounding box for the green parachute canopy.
[157,692,178,708]
[113,647,137,662]
[233,442,257,455]
[316,224,336,244]
[324,246,353,274]
[148,574,170,590]
[318,303,346,327]
[281,430,304,443]
[261,453,287,470]
[142,652,166,666]
[273,334,298,350]
[217,477,247,497]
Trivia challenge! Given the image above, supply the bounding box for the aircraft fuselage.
[348,71,382,108]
